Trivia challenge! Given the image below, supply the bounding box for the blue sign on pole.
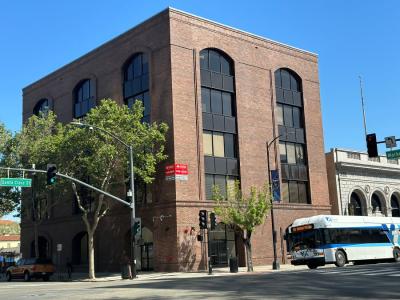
[271,170,281,202]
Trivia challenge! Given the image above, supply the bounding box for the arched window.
[123,53,150,123]
[275,69,309,204]
[349,192,363,216]
[200,49,238,200]
[371,193,382,214]
[391,195,400,217]
[74,79,95,118]
[33,98,50,116]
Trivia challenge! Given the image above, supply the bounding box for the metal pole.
[129,146,137,279]
[359,76,368,143]
[267,138,280,270]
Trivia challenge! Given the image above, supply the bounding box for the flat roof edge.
[168,7,318,57]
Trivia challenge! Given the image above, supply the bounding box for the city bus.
[285,215,400,269]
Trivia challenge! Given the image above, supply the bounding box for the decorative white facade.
[326,148,400,217]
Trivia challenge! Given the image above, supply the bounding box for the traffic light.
[366,133,378,158]
[199,210,207,229]
[133,218,141,237]
[210,212,216,230]
[46,164,57,185]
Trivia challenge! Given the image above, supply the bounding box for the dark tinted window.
[33,98,50,116]
[123,53,150,122]
[74,79,94,118]
[323,228,390,244]
[200,48,239,200]
[275,68,309,204]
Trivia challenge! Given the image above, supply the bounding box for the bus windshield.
[287,229,322,251]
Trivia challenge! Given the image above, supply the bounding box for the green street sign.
[386,149,400,160]
[0,178,32,187]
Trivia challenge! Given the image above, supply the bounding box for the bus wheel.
[307,263,318,269]
[393,248,400,262]
[335,250,346,267]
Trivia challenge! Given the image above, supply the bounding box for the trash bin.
[229,257,238,273]
[121,264,132,279]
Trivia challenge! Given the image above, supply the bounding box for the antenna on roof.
[359,76,368,146]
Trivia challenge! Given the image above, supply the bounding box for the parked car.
[6,258,55,281]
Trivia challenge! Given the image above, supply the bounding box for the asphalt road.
[1,262,400,299]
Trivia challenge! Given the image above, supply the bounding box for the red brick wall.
[21,8,330,272]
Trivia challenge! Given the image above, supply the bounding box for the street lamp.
[71,121,137,278]
[266,134,283,270]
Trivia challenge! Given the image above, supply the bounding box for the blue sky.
[0,0,399,151]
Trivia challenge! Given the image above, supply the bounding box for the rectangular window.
[133,55,142,77]
[276,104,283,125]
[203,131,213,156]
[213,133,225,157]
[202,88,211,113]
[209,51,220,73]
[211,73,223,90]
[295,144,305,164]
[142,54,149,74]
[279,142,287,163]
[292,107,301,128]
[222,92,233,116]
[200,50,209,70]
[283,105,293,127]
[205,174,214,200]
[286,143,296,164]
[281,70,291,90]
[211,90,223,114]
[226,176,236,200]
[289,181,299,203]
[214,175,226,199]
[143,92,150,118]
[221,58,231,75]
[281,181,289,202]
[83,81,90,100]
[224,134,235,158]
[275,71,282,88]
[298,182,308,203]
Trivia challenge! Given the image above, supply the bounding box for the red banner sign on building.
[165,164,188,181]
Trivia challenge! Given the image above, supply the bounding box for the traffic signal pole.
[0,166,131,207]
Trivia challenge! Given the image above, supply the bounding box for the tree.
[16,112,66,258]
[0,123,21,217]
[213,181,271,272]
[58,99,168,279]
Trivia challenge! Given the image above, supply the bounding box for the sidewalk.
[54,263,310,282]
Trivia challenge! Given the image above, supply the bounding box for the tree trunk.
[88,231,95,279]
[244,231,253,272]
[34,222,39,258]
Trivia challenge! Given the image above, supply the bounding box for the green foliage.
[0,222,20,235]
[0,123,21,217]
[213,181,271,233]
[60,99,168,187]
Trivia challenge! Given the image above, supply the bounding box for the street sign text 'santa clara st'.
[0,178,32,187]
[386,149,400,160]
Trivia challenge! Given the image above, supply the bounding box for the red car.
[6,258,55,281]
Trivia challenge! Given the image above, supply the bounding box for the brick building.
[21,8,330,272]
[326,148,400,217]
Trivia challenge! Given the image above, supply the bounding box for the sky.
[1,0,400,152]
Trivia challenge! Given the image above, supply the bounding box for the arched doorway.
[209,223,237,267]
[349,192,363,216]
[72,232,88,265]
[30,236,50,258]
[391,194,400,217]
[371,193,385,216]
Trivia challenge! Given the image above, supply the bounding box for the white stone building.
[326,148,400,217]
